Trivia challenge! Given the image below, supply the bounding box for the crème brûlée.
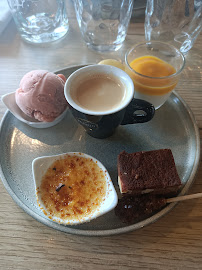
[126,55,177,96]
[37,155,107,223]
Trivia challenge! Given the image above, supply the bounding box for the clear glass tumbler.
[74,0,133,52]
[125,41,185,109]
[7,0,69,44]
[145,0,202,54]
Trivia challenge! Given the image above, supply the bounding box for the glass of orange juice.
[125,41,185,109]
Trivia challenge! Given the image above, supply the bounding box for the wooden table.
[0,2,202,269]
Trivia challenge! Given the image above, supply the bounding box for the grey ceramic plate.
[0,65,200,236]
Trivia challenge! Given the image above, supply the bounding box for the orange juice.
[127,55,177,96]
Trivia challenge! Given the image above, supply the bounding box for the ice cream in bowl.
[1,70,68,128]
[32,152,118,225]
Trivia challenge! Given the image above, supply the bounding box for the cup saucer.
[1,92,68,128]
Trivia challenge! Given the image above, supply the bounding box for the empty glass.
[7,0,69,43]
[145,0,202,54]
[74,0,133,52]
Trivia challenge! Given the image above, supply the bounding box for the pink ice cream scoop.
[15,70,68,122]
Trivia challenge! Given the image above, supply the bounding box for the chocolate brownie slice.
[118,149,181,195]
[115,194,166,223]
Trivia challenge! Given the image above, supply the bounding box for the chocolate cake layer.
[118,149,181,195]
[115,194,166,223]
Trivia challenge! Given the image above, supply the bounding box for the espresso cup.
[64,65,155,139]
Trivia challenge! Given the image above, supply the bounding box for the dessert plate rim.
[0,65,200,236]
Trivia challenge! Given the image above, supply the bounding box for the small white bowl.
[1,92,68,128]
[32,152,118,225]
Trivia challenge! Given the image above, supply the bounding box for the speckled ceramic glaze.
[0,65,200,236]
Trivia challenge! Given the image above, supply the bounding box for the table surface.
[0,1,202,269]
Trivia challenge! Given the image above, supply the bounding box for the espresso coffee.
[64,65,155,139]
[73,74,126,112]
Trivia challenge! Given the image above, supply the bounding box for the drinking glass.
[74,0,133,52]
[145,0,202,54]
[7,0,69,43]
[125,41,185,109]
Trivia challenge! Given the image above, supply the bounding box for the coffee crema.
[72,74,126,112]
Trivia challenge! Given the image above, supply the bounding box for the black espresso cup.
[64,65,155,139]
